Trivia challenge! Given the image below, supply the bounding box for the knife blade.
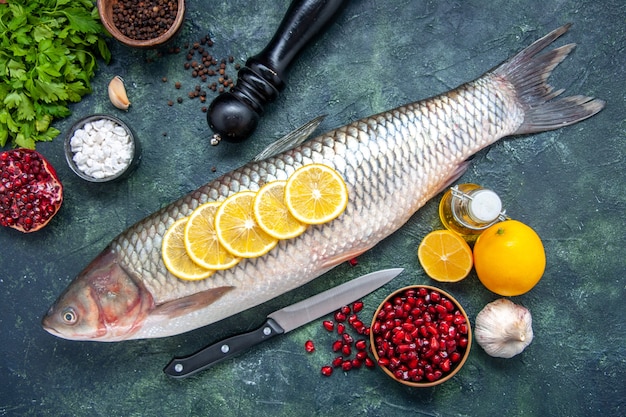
[163,268,403,378]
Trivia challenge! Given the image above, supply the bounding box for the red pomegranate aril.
[322,320,334,332]
[352,301,364,313]
[332,340,343,352]
[305,340,315,353]
[365,357,375,368]
[356,350,368,361]
[334,311,347,322]
[351,319,364,332]
[355,339,367,351]
[440,358,451,372]
[321,366,333,376]
[435,304,448,315]
[337,323,346,334]
[332,356,343,368]
[341,360,353,371]
[458,337,468,348]
[351,358,362,369]
[341,344,351,356]
[342,333,353,344]
[340,305,351,315]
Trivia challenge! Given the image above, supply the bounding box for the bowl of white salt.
[64,114,141,182]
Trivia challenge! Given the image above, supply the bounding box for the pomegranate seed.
[341,360,353,371]
[334,311,346,322]
[342,333,354,344]
[365,357,375,368]
[305,340,315,353]
[352,301,364,313]
[355,339,367,351]
[341,344,351,356]
[355,351,368,361]
[348,257,358,266]
[378,357,390,367]
[321,366,333,376]
[332,340,343,352]
[332,356,343,368]
[340,305,351,315]
[322,320,334,332]
[337,323,346,334]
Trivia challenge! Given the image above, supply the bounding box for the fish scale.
[43,24,604,341]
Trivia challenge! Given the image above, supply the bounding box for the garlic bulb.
[474,298,533,358]
[108,76,130,110]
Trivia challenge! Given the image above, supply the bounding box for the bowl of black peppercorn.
[97,0,186,49]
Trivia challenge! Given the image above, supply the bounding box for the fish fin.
[252,115,326,161]
[493,23,605,134]
[320,248,371,269]
[436,161,471,195]
[153,286,235,319]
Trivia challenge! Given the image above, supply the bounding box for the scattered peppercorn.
[163,33,243,112]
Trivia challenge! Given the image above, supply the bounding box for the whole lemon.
[473,220,546,296]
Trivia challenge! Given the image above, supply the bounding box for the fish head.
[42,246,153,341]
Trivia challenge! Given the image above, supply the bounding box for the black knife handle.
[163,319,284,379]
[207,0,348,143]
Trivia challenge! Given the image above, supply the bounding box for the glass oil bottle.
[439,184,507,242]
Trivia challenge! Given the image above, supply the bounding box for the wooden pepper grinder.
[207,0,348,144]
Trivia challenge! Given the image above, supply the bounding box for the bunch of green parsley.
[0,0,111,149]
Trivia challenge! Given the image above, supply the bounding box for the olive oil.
[439,184,506,241]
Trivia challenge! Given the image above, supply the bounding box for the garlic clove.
[108,76,131,110]
[474,298,533,358]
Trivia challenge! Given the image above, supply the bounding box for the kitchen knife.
[163,268,403,378]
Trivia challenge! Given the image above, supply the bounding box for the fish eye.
[62,308,77,325]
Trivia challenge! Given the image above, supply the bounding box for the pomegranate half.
[0,149,64,233]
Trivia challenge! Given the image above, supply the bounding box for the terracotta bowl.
[370,285,472,387]
[97,0,186,49]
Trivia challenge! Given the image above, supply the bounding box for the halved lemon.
[215,190,279,258]
[284,163,348,225]
[253,180,307,240]
[184,202,241,270]
[162,217,215,281]
[417,230,473,282]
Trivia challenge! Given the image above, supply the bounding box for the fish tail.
[493,23,605,135]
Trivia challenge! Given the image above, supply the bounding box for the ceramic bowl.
[97,0,185,49]
[370,285,472,387]
[64,114,141,183]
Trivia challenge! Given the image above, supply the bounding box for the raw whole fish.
[42,24,604,341]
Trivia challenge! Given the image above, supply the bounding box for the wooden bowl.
[370,285,472,387]
[97,0,185,49]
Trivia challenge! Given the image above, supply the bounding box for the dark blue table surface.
[1,1,624,416]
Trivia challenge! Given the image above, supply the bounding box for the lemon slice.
[284,163,348,225]
[215,190,279,258]
[184,202,241,270]
[417,230,473,282]
[253,180,307,240]
[162,217,215,281]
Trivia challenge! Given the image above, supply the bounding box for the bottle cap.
[468,189,502,223]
